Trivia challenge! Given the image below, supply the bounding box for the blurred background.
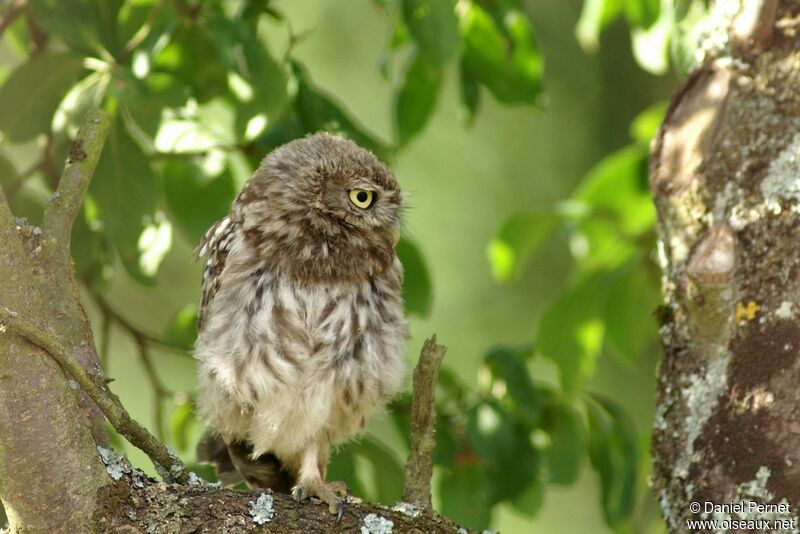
[0,0,711,531]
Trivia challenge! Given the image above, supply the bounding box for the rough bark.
[651,0,800,531]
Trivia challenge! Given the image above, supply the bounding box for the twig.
[41,110,111,257]
[92,293,173,440]
[0,0,25,39]
[403,335,447,510]
[0,307,190,484]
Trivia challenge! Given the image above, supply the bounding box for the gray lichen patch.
[761,131,800,213]
[708,466,799,531]
[249,493,274,525]
[694,0,741,66]
[361,513,393,534]
[390,502,421,518]
[97,446,128,481]
[677,354,730,478]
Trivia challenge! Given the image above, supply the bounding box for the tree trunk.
[650,0,800,531]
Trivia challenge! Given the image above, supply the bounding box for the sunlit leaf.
[396,236,432,317]
[483,345,539,425]
[574,144,653,237]
[537,274,607,395]
[164,304,199,351]
[0,52,84,142]
[629,100,667,144]
[394,51,442,146]
[401,0,459,65]
[586,394,638,527]
[207,9,289,138]
[630,5,671,75]
[459,1,543,105]
[487,210,559,282]
[90,119,160,284]
[53,71,110,137]
[575,0,624,52]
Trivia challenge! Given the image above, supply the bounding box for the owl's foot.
[292,479,348,520]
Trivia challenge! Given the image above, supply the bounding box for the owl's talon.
[292,479,346,518]
[336,500,344,522]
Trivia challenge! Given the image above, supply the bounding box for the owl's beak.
[391,228,401,248]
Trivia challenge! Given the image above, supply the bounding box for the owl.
[193,133,407,517]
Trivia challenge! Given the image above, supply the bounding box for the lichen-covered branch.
[0,308,190,485]
[41,109,110,256]
[403,335,447,510]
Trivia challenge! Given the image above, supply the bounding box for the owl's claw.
[292,479,348,520]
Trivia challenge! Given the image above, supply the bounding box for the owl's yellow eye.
[348,189,375,209]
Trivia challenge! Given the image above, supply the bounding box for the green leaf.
[53,71,110,136]
[170,398,196,453]
[160,158,237,243]
[155,24,229,103]
[71,198,114,289]
[459,1,543,105]
[0,52,84,142]
[629,101,667,144]
[537,274,607,395]
[458,67,481,126]
[575,0,624,52]
[164,304,198,351]
[483,346,540,425]
[394,51,442,146]
[574,144,653,237]
[327,444,369,499]
[440,462,492,529]
[586,394,638,527]
[0,152,16,187]
[510,476,545,518]
[466,401,539,503]
[27,0,109,54]
[401,0,459,65]
[90,119,162,284]
[624,0,660,28]
[292,63,392,161]
[355,437,405,504]
[603,258,659,362]
[207,8,288,138]
[395,236,432,317]
[487,210,558,282]
[542,401,586,485]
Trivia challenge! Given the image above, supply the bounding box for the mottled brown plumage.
[194,133,407,516]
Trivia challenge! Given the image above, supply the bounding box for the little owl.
[193,133,407,518]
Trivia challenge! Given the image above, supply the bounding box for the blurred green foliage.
[0,0,712,531]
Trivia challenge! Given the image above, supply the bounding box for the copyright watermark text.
[686,501,796,531]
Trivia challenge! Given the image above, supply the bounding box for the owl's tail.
[196,432,293,492]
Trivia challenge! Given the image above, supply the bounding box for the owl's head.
[235,133,403,283]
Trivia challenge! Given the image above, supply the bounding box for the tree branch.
[0,307,190,484]
[403,335,446,510]
[41,109,111,256]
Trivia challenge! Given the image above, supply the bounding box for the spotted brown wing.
[195,217,236,331]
